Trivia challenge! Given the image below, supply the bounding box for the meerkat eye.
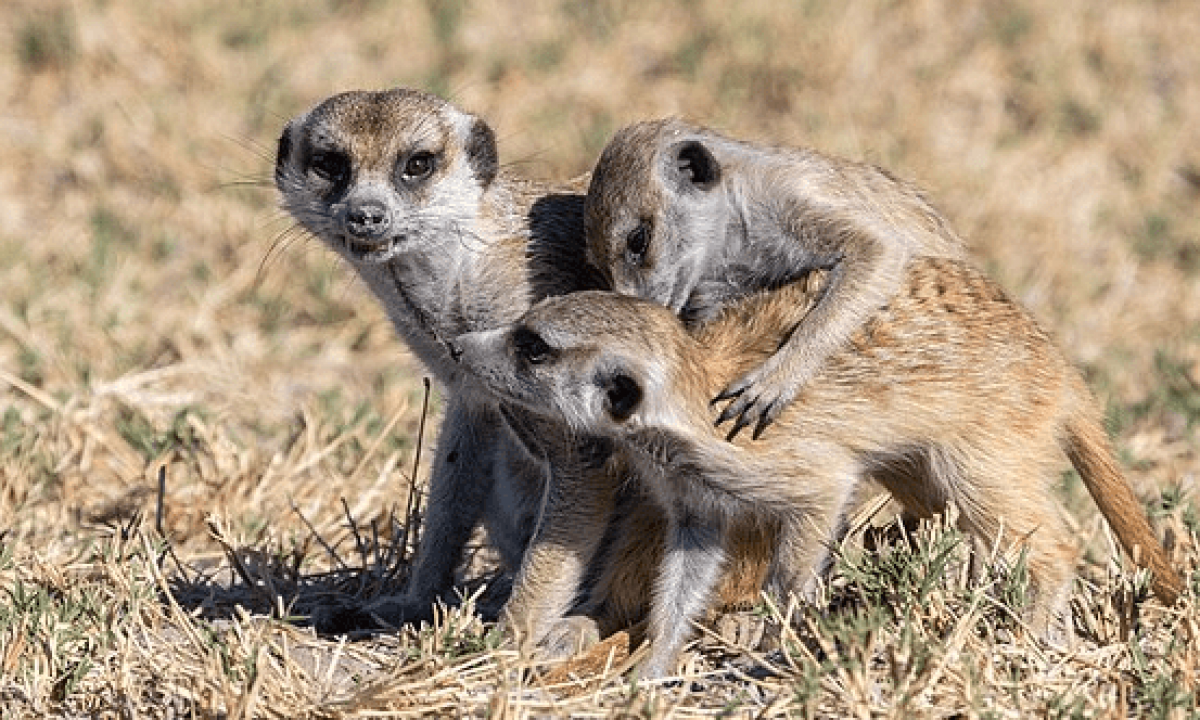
[512,326,553,365]
[625,221,651,266]
[401,151,437,181]
[308,150,350,186]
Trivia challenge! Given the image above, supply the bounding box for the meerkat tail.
[1062,389,1184,605]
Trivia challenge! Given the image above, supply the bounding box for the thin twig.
[400,377,433,564]
[289,497,348,570]
[155,464,167,537]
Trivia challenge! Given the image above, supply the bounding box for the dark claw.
[715,399,745,427]
[724,413,753,442]
[711,386,744,406]
[751,407,776,440]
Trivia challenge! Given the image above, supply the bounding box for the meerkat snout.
[333,189,399,260]
[343,199,392,240]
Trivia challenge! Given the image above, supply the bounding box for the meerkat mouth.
[343,235,405,264]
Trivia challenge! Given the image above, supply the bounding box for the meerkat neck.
[349,184,528,380]
[719,179,753,254]
[483,170,536,233]
[382,173,530,329]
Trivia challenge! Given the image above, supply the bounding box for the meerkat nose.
[345,200,391,239]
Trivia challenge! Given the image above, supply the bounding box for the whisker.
[256,224,313,287]
[218,177,275,190]
[334,261,366,304]
[227,133,276,161]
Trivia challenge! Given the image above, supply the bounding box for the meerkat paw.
[1027,598,1077,652]
[535,615,603,660]
[714,611,768,651]
[713,357,809,440]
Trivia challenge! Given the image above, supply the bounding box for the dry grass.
[2,0,1198,716]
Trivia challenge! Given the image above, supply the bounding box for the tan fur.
[454,257,1182,677]
[585,119,967,437]
[274,89,770,651]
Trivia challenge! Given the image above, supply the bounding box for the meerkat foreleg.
[714,225,907,439]
[307,395,506,633]
[500,438,620,658]
[391,397,505,617]
[766,485,861,605]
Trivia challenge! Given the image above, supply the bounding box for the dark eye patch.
[512,325,553,365]
[625,220,651,265]
[307,149,351,186]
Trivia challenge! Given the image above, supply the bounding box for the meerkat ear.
[669,140,720,191]
[274,121,294,185]
[465,117,499,189]
[600,371,643,423]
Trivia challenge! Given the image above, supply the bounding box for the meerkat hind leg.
[963,482,1078,645]
[877,448,1078,645]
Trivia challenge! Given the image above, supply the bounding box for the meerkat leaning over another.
[274,88,773,652]
[452,257,1184,678]
[585,119,968,438]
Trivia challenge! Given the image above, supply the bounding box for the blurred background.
[2,0,1197,562]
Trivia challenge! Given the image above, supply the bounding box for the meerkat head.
[274,88,499,265]
[451,291,686,435]
[585,119,726,314]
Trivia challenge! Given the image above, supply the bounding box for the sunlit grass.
[2,0,1198,715]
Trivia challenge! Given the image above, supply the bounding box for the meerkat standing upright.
[585,119,967,437]
[453,257,1184,678]
[274,88,595,637]
[273,89,773,649]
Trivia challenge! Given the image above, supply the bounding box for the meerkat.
[273,89,772,651]
[452,257,1183,678]
[585,119,968,439]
